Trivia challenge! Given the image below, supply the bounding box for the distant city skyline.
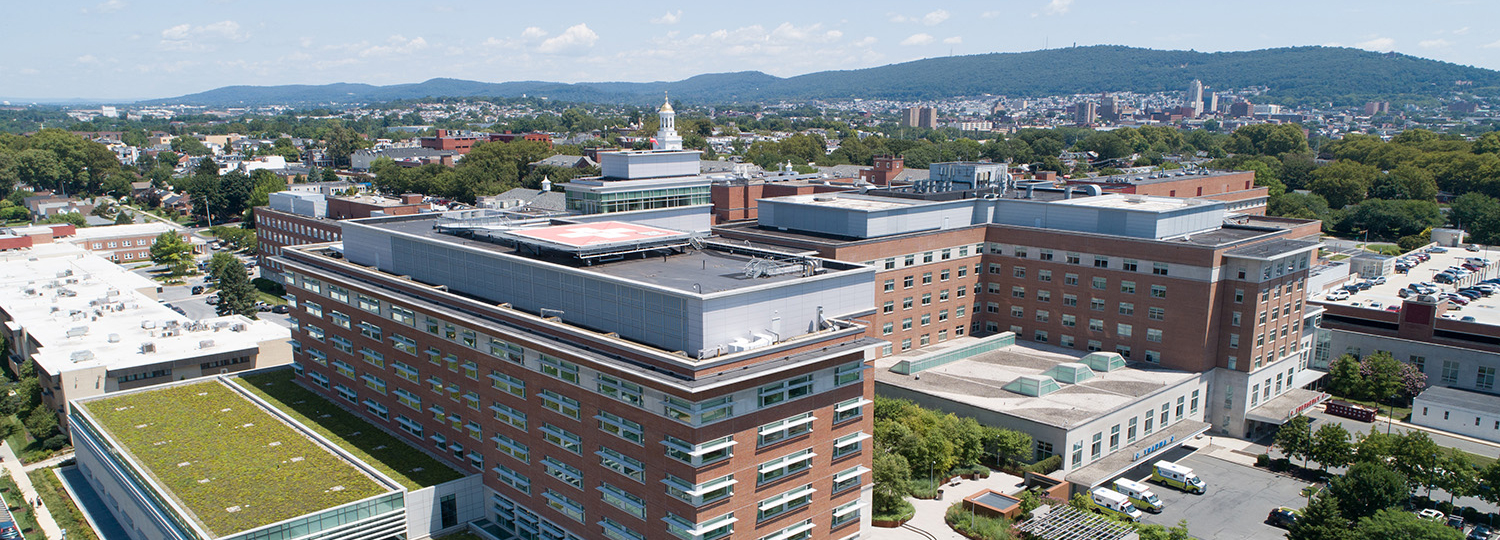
[3,0,1498,102]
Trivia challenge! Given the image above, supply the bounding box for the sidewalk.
[1,441,64,540]
[875,470,1029,540]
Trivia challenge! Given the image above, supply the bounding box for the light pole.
[931,461,936,493]
[1387,393,1397,435]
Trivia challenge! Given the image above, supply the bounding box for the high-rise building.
[1229,100,1254,118]
[1099,95,1119,120]
[1363,101,1391,115]
[902,107,921,128]
[1075,102,1098,125]
[1202,93,1219,116]
[278,212,879,540]
[1186,80,1205,117]
[917,107,938,129]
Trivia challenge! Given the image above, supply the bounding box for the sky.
[3,0,1499,102]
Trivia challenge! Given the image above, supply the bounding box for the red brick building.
[1068,170,1269,215]
[419,130,554,155]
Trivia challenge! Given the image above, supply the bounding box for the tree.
[1433,448,1476,504]
[872,451,911,515]
[1328,462,1409,520]
[1227,123,1309,156]
[114,209,134,225]
[1309,423,1353,471]
[23,404,59,440]
[1270,192,1331,220]
[1328,354,1364,398]
[209,253,257,318]
[1275,414,1315,468]
[149,231,194,277]
[1359,352,1405,404]
[1389,431,1441,495]
[1136,520,1191,540]
[171,136,211,156]
[1290,495,1352,540]
[1477,460,1500,508]
[1310,160,1380,209]
[1353,509,1462,540]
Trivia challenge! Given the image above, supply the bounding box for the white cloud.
[299,37,313,48]
[1454,27,1471,35]
[360,35,429,57]
[76,55,99,64]
[521,27,548,40]
[943,36,963,45]
[1419,39,1452,48]
[901,33,934,46]
[19,68,40,75]
[1044,0,1074,15]
[651,10,682,24]
[922,9,950,25]
[1484,39,1500,49]
[853,36,877,47]
[159,20,248,51]
[538,24,599,54]
[981,11,1002,18]
[888,13,911,23]
[1355,37,1395,51]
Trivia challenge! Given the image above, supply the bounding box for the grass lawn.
[1330,254,1351,261]
[233,369,464,490]
[255,291,287,305]
[81,380,388,537]
[3,419,66,465]
[0,474,41,539]
[28,468,99,540]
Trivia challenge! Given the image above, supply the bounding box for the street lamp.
[931,461,936,493]
[1387,393,1398,435]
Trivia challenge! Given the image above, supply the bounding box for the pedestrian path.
[0,441,64,539]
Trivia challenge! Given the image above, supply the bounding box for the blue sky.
[3,0,1498,101]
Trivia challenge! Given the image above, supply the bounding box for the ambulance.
[1151,460,1206,494]
[1112,478,1164,513]
[1089,487,1143,522]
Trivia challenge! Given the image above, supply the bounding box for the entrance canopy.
[1245,389,1329,425]
[1065,419,1210,490]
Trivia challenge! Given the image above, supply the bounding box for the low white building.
[1412,386,1500,443]
[0,243,291,424]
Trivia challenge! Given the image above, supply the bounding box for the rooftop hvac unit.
[141,320,156,329]
[231,324,247,332]
[69,350,94,363]
[140,342,156,353]
[198,339,215,349]
[65,326,88,338]
[106,289,120,297]
[108,333,120,343]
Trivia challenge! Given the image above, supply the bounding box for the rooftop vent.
[65,326,88,338]
[141,342,156,353]
[1002,375,1061,397]
[1081,352,1127,372]
[69,350,94,363]
[107,333,120,343]
[198,339,215,349]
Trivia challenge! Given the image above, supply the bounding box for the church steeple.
[654,91,682,151]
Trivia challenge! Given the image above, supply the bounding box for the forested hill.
[148,46,1500,107]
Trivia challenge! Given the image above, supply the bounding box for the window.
[358,322,382,341]
[540,390,581,420]
[664,396,735,425]
[1092,277,1107,290]
[902,297,913,310]
[1062,314,1076,328]
[834,397,868,423]
[600,483,647,519]
[1012,286,1026,299]
[540,424,582,454]
[833,466,865,494]
[1122,259,1138,272]
[1037,290,1051,303]
[1119,303,1134,316]
[759,375,814,408]
[303,301,323,318]
[1231,312,1242,327]
[922,272,933,284]
[491,402,527,430]
[903,276,914,288]
[758,449,815,484]
[882,323,893,335]
[1036,310,1050,323]
[1120,281,1136,294]
[1117,324,1132,338]
[832,431,868,459]
[882,301,894,314]
[493,463,530,494]
[1064,273,1079,286]
[594,374,645,408]
[1148,307,1165,321]
[757,484,814,521]
[1443,360,1460,385]
[539,356,580,384]
[759,413,814,446]
[599,447,645,482]
[1014,267,1026,278]
[666,473,735,506]
[1230,334,1240,349]
[1039,270,1052,282]
[1153,262,1169,276]
[1063,294,1078,307]
[921,293,932,306]
[543,489,585,522]
[1147,329,1163,342]
[1150,285,1167,298]
[357,294,381,313]
[1235,289,1245,303]
[330,311,351,329]
[1090,298,1105,311]
[490,371,525,398]
[1011,306,1024,318]
[597,411,644,445]
[1480,367,1496,391]
[390,306,416,326]
[883,279,895,292]
[1089,319,1104,332]
[835,361,864,386]
[666,513,734,540]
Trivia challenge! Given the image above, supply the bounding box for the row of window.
[1062,390,1201,468]
[986,244,1174,275]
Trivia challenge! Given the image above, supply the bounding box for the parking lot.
[1314,244,1500,325]
[1113,452,1313,539]
[137,252,294,329]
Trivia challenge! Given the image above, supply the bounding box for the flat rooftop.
[0,244,287,375]
[1313,244,1500,327]
[875,339,1199,429]
[769,193,929,211]
[65,222,178,240]
[1085,169,1248,186]
[372,216,856,295]
[77,380,391,538]
[1225,238,1321,260]
[1416,385,1500,416]
[1049,193,1220,213]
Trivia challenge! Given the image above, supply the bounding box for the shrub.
[946,502,1016,540]
[953,464,991,478]
[251,277,285,296]
[41,434,67,451]
[874,498,915,523]
[1256,454,1271,467]
[1024,456,1062,475]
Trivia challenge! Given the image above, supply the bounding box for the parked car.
[1463,316,1478,322]
[1458,290,1483,300]
[1448,514,1466,530]
[1326,290,1350,301]
[271,304,290,314]
[1435,274,1456,284]
[1468,244,1482,252]
[1268,507,1299,529]
[1446,295,1471,306]
[191,285,205,295]
[1431,247,1449,253]
[1368,301,1384,310]
[1418,509,1446,522]
[255,301,272,312]
[206,295,220,305]
[1385,305,1401,312]
[1356,282,1373,290]
[1469,523,1493,540]
[1371,276,1387,285]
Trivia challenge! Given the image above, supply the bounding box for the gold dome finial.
[660,91,673,113]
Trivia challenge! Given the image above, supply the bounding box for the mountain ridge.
[144,45,1500,107]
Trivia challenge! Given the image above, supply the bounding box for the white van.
[1151,460,1206,494]
[1090,487,1143,522]
[1112,478,1164,513]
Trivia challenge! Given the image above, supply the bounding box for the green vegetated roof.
[81,380,388,538]
[233,369,464,490]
